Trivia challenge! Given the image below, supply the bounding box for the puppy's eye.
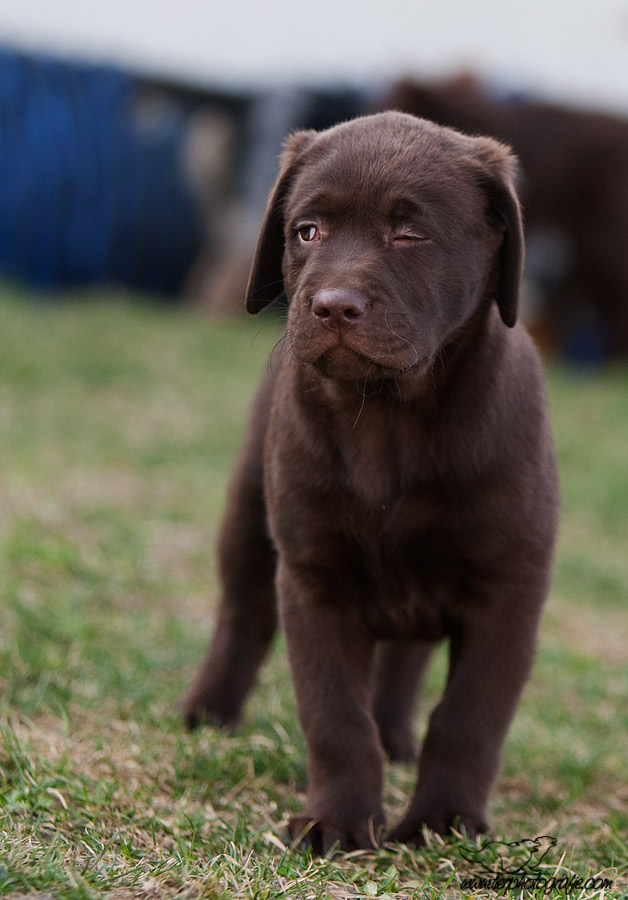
[297,224,320,243]
[392,228,428,244]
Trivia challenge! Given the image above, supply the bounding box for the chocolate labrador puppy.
[183,112,559,853]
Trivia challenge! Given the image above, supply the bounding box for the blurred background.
[1,0,627,362]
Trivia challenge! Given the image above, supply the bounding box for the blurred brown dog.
[387,75,628,359]
[183,112,559,853]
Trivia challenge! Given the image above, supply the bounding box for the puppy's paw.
[179,694,240,732]
[388,811,488,846]
[289,814,383,855]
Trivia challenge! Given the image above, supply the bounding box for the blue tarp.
[0,48,203,295]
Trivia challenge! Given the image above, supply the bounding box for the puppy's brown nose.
[311,289,367,329]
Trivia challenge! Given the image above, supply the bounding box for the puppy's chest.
[355,508,471,641]
[339,415,428,508]
[339,428,468,639]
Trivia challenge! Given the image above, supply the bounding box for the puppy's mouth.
[299,340,426,383]
[312,345,382,381]
[288,297,428,382]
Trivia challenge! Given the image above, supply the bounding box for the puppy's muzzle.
[311,289,367,332]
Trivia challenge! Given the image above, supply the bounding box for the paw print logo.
[459,835,557,876]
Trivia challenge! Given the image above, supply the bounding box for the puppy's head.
[246,112,523,383]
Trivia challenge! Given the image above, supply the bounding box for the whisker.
[352,374,370,429]
[267,330,292,375]
[383,311,421,367]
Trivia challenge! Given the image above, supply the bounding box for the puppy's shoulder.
[451,317,555,475]
[499,321,550,405]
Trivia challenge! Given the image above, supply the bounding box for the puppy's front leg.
[390,578,544,844]
[278,561,385,854]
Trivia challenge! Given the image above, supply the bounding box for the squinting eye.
[298,224,319,243]
[393,229,428,244]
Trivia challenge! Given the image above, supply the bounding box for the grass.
[0,283,626,899]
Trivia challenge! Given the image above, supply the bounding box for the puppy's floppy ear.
[245,130,317,314]
[472,138,525,328]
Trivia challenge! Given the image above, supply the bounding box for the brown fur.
[182,112,559,853]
